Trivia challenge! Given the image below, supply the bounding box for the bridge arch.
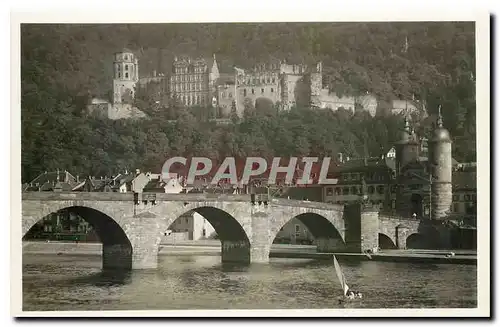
[406,233,426,249]
[408,224,441,249]
[268,206,345,258]
[22,205,132,271]
[378,233,397,249]
[160,202,252,264]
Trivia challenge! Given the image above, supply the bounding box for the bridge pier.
[396,225,410,249]
[344,203,380,253]
[102,244,133,270]
[360,205,380,252]
[125,218,162,269]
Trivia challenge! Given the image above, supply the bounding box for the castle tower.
[394,117,420,177]
[428,106,453,220]
[113,49,139,104]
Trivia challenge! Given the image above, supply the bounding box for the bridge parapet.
[22,191,134,201]
[379,215,420,230]
[22,192,346,212]
[21,192,252,202]
[271,198,344,212]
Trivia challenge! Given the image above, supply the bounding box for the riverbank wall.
[22,241,477,265]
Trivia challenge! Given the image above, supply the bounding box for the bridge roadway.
[20,192,422,271]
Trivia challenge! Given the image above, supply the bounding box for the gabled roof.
[71,176,115,192]
[117,173,136,186]
[143,179,166,191]
[27,170,77,188]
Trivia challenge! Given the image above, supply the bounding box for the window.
[125,72,129,78]
[267,77,270,83]
[252,89,255,95]
[326,187,333,196]
[295,224,301,237]
[453,203,460,212]
[335,187,341,195]
[272,78,276,83]
[377,185,384,194]
[229,92,233,98]
[464,194,471,201]
[368,186,375,194]
[343,187,350,195]
[118,73,121,78]
[125,65,129,71]
[271,88,274,93]
[124,55,128,60]
[243,89,247,96]
[453,195,459,201]
[117,65,121,71]
[261,88,264,94]
[351,186,358,195]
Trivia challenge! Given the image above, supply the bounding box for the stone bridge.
[379,215,420,249]
[22,192,349,270]
[21,192,427,270]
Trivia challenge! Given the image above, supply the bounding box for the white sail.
[333,255,350,296]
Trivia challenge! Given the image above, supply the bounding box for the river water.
[22,254,477,311]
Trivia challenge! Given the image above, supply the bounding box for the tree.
[229,100,239,123]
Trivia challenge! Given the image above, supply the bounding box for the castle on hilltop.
[88,49,425,120]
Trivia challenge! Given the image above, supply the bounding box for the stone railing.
[21,192,251,202]
[22,191,344,211]
[271,198,343,211]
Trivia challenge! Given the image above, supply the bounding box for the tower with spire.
[428,105,453,220]
[394,116,420,177]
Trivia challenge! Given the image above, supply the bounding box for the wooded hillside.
[21,22,476,182]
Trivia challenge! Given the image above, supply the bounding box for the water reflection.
[22,253,477,311]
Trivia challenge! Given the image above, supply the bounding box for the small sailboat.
[333,255,362,300]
